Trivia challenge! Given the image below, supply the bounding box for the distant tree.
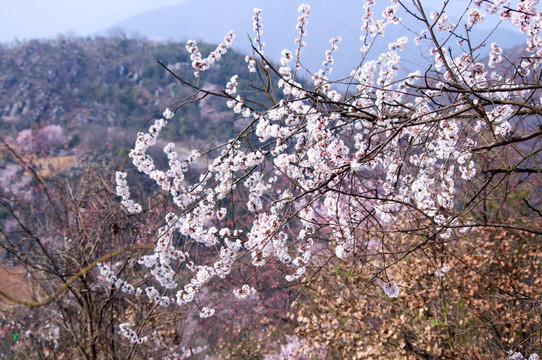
[15,125,66,154]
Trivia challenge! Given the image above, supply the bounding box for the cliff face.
[0,36,252,155]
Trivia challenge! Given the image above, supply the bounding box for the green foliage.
[0,206,10,222]
[117,147,130,158]
[67,133,80,148]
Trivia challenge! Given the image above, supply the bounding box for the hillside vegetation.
[0,35,254,158]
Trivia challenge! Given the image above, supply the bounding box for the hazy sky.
[0,0,533,44]
[0,0,186,43]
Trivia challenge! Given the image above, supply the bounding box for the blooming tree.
[1,0,538,357]
[110,0,542,351]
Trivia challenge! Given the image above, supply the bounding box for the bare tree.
[0,136,199,359]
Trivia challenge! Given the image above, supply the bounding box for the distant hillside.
[0,36,257,158]
[0,29,529,163]
[112,0,527,79]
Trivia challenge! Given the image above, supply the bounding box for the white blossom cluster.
[115,171,142,214]
[252,8,265,54]
[110,1,542,329]
[245,55,256,73]
[468,8,485,26]
[98,263,142,297]
[119,323,148,344]
[435,263,451,277]
[199,307,215,318]
[186,31,235,77]
[508,352,540,360]
[233,284,257,299]
[178,345,207,359]
[294,4,310,58]
[225,75,238,95]
[382,281,400,298]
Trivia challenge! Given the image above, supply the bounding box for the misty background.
[1,0,534,78]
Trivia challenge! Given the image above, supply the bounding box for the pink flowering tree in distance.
[108,0,542,356]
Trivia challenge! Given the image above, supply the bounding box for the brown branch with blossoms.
[0,243,154,307]
[0,1,534,358]
[111,2,542,356]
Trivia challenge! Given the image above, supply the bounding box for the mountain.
[112,0,528,79]
[0,36,257,160]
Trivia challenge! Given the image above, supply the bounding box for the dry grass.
[23,155,78,177]
[0,265,33,306]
